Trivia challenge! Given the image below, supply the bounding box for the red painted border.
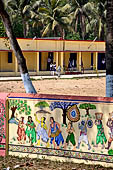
[8,93,113,103]
[0,37,105,42]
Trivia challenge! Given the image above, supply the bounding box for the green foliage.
[0,0,106,40]
[35,101,49,108]
[9,99,31,115]
[65,32,81,40]
[0,19,6,37]
[79,103,96,110]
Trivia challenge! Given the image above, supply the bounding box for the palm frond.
[42,23,51,37]
[60,4,71,13]
[38,7,50,14]
[52,20,58,30]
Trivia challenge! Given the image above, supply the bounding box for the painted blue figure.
[76,120,91,150]
[48,117,64,149]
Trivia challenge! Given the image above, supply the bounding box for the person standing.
[57,65,61,77]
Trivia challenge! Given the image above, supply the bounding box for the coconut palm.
[4,0,37,38]
[0,0,37,93]
[69,0,94,40]
[0,18,6,37]
[36,0,71,38]
[86,1,106,40]
[106,0,113,97]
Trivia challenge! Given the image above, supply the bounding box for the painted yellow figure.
[34,114,49,147]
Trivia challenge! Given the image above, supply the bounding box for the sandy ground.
[0,77,105,97]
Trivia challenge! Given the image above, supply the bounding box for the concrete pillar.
[93,52,98,70]
[60,52,64,73]
[36,52,39,74]
[77,52,82,71]
[55,52,59,68]
[14,54,18,76]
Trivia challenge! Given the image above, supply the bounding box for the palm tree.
[4,0,35,38]
[37,0,71,38]
[0,0,37,94]
[69,0,94,40]
[86,1,106,40]
[106,0,113,97]
[0,18,6,37]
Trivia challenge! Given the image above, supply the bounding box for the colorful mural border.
[9,144,113,163]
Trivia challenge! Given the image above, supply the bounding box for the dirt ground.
[0,155,112,170]
[0,77,110,170]
[0,77,105,96]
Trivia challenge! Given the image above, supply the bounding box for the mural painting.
[8,98,113,164]
[0,95,7,156]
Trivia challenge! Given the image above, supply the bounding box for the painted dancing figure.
[76,120,91,150]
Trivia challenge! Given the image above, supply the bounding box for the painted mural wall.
[0,93,8,156]
[8,95,113,165]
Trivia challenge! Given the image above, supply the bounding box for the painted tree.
[35,101,49,110]
[9,99,31,124]
[35,101,51,114]
[79,103,96,117]
[49,102,77,125]
[0,0,37,94]
[0,102,6,143]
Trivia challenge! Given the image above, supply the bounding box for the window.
[8,52,12,63]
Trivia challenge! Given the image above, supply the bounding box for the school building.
[0,37,105,76]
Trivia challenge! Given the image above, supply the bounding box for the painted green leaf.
[35,101,49,108]
[79,103,96,109]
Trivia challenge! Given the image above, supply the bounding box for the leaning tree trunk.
[106,0,113,97]
[0,0,37,94]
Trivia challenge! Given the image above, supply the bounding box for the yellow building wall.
[41,52,48,71]
[82,52,91,69]
[37,40,63,51]
[18,39,37,51]
[0,38,106,52]
[64,52,70,70]
[23,52,37,71]
[0,52,15,72]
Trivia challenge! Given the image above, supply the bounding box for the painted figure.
[25,116,36,146]
[17,117,26,143]
[76,120,91,150]
[106,113,113,149]
[34,113,49,146]
[64,122,76,150]
[48,117,64,149]
[95,119,107,149]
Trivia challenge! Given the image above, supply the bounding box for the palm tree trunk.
[0,0,37,94]
[106,0,113,97]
